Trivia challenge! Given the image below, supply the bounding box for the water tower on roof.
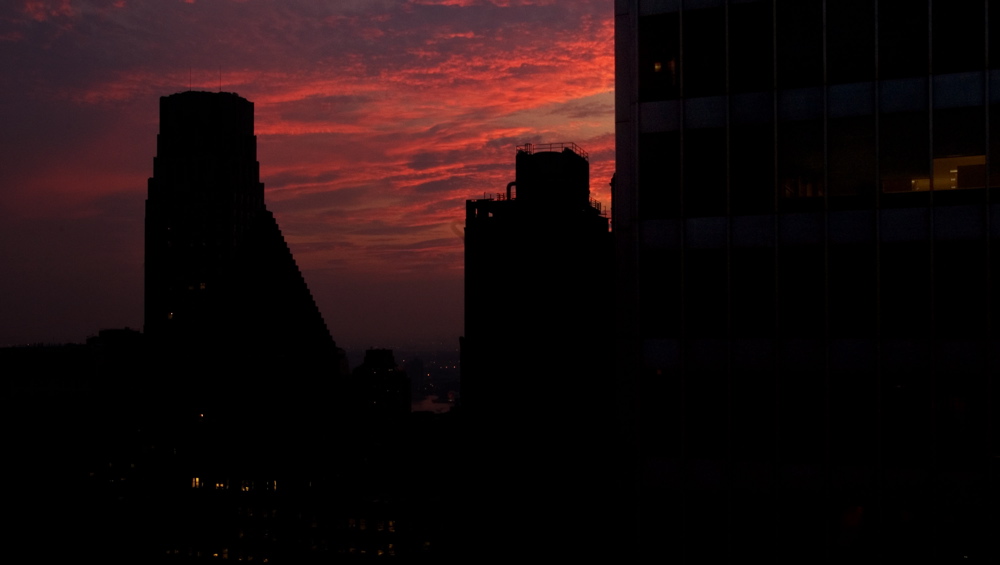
[511,142,591,208]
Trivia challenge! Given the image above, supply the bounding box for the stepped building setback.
[145,91,342,383]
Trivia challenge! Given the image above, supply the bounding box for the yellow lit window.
[933,155,985,190]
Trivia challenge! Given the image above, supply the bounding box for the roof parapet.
[516,142,588,161]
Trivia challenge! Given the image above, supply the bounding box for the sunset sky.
[0,0,614,350]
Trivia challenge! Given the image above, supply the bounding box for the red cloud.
[21,0,75,21]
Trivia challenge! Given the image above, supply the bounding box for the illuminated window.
[639,13,679,101]
[192,477,201,488]
[883,155,986,193]
[933,155,985,190]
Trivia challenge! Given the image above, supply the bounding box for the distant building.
[615,1,998,561]
[350,348,411,422]
[144,91,345,395]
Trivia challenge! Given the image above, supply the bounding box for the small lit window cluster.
[190,477,279,492]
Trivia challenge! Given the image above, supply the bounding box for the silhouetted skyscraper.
[462,143,614,559]
[145,91,342,390]
[464,143,611,416]
[616,2,997,561]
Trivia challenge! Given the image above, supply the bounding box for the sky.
[0,0,614,351]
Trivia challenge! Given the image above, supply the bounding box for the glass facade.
[616,1,998,561]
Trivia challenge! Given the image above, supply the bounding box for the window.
[933,1,985,75]
[683,128,726,217]
[682,7,726,97]
[729,1,773,93]
[826,0,875,84]
[639,13,680,101]
[880,112,930,193]
[829,116,876,198]
[776,0,823,89]
[879,2,929,79]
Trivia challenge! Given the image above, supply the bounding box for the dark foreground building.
[616,1,997,562]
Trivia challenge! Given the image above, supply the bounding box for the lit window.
[883,155,986,192]
[192,477,201,488]
[933,155,985,190]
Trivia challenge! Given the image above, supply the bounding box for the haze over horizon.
[0,0,614,351]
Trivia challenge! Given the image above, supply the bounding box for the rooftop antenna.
[219,65,222,92]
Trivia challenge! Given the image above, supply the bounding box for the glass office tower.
[615,1,997,561]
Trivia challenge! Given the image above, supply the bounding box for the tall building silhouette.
[145,91,343,394]
[462,143,614,559]
[464,143,611,416]
[615,2,998,562]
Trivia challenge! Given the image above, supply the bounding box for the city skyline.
[0,0,615,350]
